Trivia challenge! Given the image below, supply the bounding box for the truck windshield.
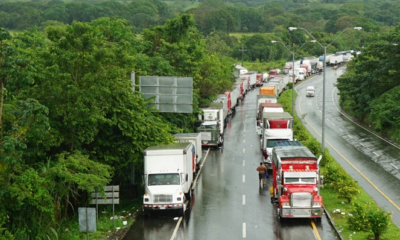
[267,139,290,147]
[148,173,180,186]
[199,124,217,130]
[285,177,316,184]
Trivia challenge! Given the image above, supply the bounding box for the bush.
[348,202,392,240]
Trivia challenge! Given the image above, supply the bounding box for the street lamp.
[289,26,362,153]
[271,40,313,121]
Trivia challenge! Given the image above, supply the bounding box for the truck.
[174,133,202,174]
[197,100,226,147]
[329,54,344,66]
[260,112,293,170]
[260,82,282,98]
[269,76,287,92]
[294,68,306,81]
[270,141,323,220]
[256,94,277,112]
[256,103,284,135]
[240,72,256,90]
[142,142,195,216]
[316,61,323,73]
[268,69,279,80]
[300,64,310,77]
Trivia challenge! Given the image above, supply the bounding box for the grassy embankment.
[278,85,400,240]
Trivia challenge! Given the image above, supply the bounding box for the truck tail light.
[282,202,290,207]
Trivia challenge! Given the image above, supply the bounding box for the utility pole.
[239,46,247,67]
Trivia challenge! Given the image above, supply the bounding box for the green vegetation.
[337,24,400,143]
[0,15,236,239]
[1,0,400,238]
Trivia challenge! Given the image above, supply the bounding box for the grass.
[322,186,400,240]
[59,198,142,240]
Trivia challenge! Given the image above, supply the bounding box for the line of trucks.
[142,60,326,219]
[255,78,324,219]
[142,65,268,216]
[283,50,355,81]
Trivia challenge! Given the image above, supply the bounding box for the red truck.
[268,69,279,80]
[270,141,323,221]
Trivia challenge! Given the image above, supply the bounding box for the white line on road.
[390,163,398,170]
[339,128,343,132]
[243,195,246,205]
[348,135,353,139]
[242,223,246,238]
[243,139,245,143]
[243,160,245,166]
[243,175,245,183]
[360,143,364,147]
[170,217,183,240]
[332,122,336,126]
[373,151,379,157]
[243,148,245,153]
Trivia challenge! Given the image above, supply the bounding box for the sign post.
[91,186,120,228]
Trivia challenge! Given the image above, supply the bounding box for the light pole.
[288,27,362,154]
[271,40,313,123]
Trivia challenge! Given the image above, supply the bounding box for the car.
[306,86,315,97]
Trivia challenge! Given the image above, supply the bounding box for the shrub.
[348,202,391,240]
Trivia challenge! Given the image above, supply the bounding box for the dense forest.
[0,0,400,239]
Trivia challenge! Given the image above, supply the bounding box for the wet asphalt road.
[295,66,400,228]
[123,85,337,240]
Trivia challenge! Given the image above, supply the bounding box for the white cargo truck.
[142,142,195,216]
[174,133,202,174]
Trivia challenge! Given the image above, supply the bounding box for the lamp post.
[271,40,313,124]
[288,27,362,154]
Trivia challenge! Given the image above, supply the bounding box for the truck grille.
[291,192,312,207]
[153,194,173,203]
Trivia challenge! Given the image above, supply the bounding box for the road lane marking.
[311,220,322,240]
[243,175,245,183]
[390,163,399,170]
[348,135,353,139]
[243,195,245,205]
[243,139,245,143]
[360,143,364,147]
[339,128,343,132]
[242,223,246,238]
[243,148,245,153]
[331,122,335,126]
[243,160,245,166]
[170,217,183,240]
[373,151,379,157]
[298,92,400,214]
